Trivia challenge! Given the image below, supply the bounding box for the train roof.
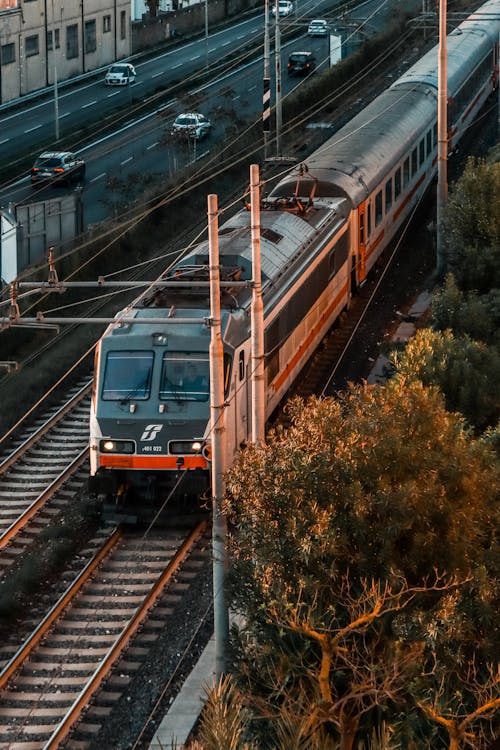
[272,87,436,206]
[392,0,499,95]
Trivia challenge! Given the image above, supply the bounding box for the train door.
[234,349,249,451]
[357,202,368,284]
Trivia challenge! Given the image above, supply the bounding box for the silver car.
[308,19,329,36]
[171,113,211,140]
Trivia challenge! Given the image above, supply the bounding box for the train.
[89,0,499,519]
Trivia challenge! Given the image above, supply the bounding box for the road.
[0,0,401,227]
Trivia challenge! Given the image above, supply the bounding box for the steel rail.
[0,379,92,475]
[0,446,89,549]
[0,527,122,689]
[42,520,208,749]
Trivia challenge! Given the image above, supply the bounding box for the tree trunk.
[339,714,359,750]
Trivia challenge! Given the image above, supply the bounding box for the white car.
[272,1,294,17]
[104,63,136,86]
[308,19,329,36]
[171,112,211,140]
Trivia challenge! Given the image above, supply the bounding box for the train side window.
[238,351,245,381]
[394,168,401,200]
[328,249,336,279]
[375,191,383,225]
[433,122,438,147]
[366,203,371,237]
[359,213,365,245]
[224,353,232,395]
[411,148,418,177]
[403,157,410,187]
[426,130,432,156]
[385,178,392,212]
[419,139,425,166]
[266,350,279,385]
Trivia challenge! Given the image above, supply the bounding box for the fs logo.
[140,424,163,442]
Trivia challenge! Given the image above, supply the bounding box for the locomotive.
[89,0,499,519]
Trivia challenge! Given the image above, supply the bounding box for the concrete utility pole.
[205,0,209,70]
[436,0,448,279]
[263,0,271,158]
[250,164,265,446]
[275,10,282,156]
[207,193,229,678]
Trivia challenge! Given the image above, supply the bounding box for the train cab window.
[419,139,425,166]
[403,157,410,187]
[102,351,154,401]
[160,353,209,402]
[238,351,245,381]
[394,168,401,200]
[375,191,383,225]
[426,130,432,157]
[385,178,392,212]
[411,148,418,177]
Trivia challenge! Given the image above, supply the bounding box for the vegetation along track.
[0,379,91,570]
[0,520,209,748]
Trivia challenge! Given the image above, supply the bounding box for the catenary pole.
[275,10,282,156]
[250,164,265,446]
[207,193,229,678]
[263,0,271,158]
[436,0,447,278]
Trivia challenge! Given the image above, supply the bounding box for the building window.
[25,35,39,57]
[66,24,78,59]
[1,43,16,65]
[47,29,60,51]
[103,15,111,33]
[85,19,96,53]
[120,10,126,39]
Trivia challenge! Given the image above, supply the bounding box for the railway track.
[0,379,92,572]
[0,520,209,749]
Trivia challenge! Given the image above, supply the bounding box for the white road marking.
[171,63,183,68]
[222,40,231,46]
[107,91,120,97]
[24,124,43,133]
[60,112,71,118]
[147,142,159,150]
[121,156,133,165]
[82,100,97,108]
[91,173,106,182]
[190,55,200,61]
[152,71,164,78]
[0,138,9,145]
[232,95,240,101]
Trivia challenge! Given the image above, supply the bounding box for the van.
[287,52,316,76]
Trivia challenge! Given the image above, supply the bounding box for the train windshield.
[101,351,154,400]
[160,354,209,402]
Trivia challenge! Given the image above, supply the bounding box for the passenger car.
[272,1,294,17]
[287,52,316,75]
[104,63,136,86]
[170,112,211,140]
[31,152,86,187]
[308,19,329,36]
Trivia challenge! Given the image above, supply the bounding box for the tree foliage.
[394,328,500,431]
[225,382,499,748]
[432,275,500,347]
[445,158,500,292]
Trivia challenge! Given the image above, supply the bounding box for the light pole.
[51,0,60,141]
[275,9,282,156]
[205,0,209,70]
[436,0,447,278]
[263,0,270,158]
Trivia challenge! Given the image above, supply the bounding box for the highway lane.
[0,0,398,226]
[0,0,337,168]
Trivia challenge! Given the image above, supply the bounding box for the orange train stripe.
[99,454,208,470]
[273,280,349,392]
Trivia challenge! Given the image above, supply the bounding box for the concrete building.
[0,0,132,103]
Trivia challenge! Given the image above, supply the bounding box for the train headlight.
[169,440,204,455]
[100,439,135,454]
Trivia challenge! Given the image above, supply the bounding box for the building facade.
[0,0,132,103]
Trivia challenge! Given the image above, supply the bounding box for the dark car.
[31,151,86,187]
[287,51,316,76]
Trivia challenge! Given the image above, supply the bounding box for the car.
[308,19,329,36]
[287,51,316,76]
[170,112,211,140]
[104,63,136,86]
[30,151,86,187]
[272,1,294,17]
